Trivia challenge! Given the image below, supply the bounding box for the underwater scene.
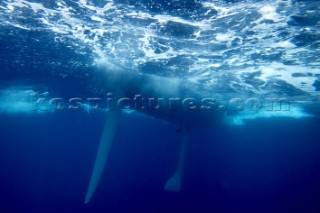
[0,0,320,212]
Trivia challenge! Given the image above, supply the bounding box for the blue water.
[1,0,320,212]
[1,112,320,212]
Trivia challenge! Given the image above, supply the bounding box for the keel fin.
[165,130,188,192]
[164,173,182,192]
[84,109,121,204]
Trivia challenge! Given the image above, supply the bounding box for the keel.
[165,129,188,192]
[84,109,121,204]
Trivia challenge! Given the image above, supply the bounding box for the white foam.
[270,40,296,49]
[0,0,319,102]
[7,4,14,11]
[215,31,235,44]
[0,89,45,114]
[224,106,314,126]
[257,62,320,94]
[202,2,230,18]
[259,6,281,22]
